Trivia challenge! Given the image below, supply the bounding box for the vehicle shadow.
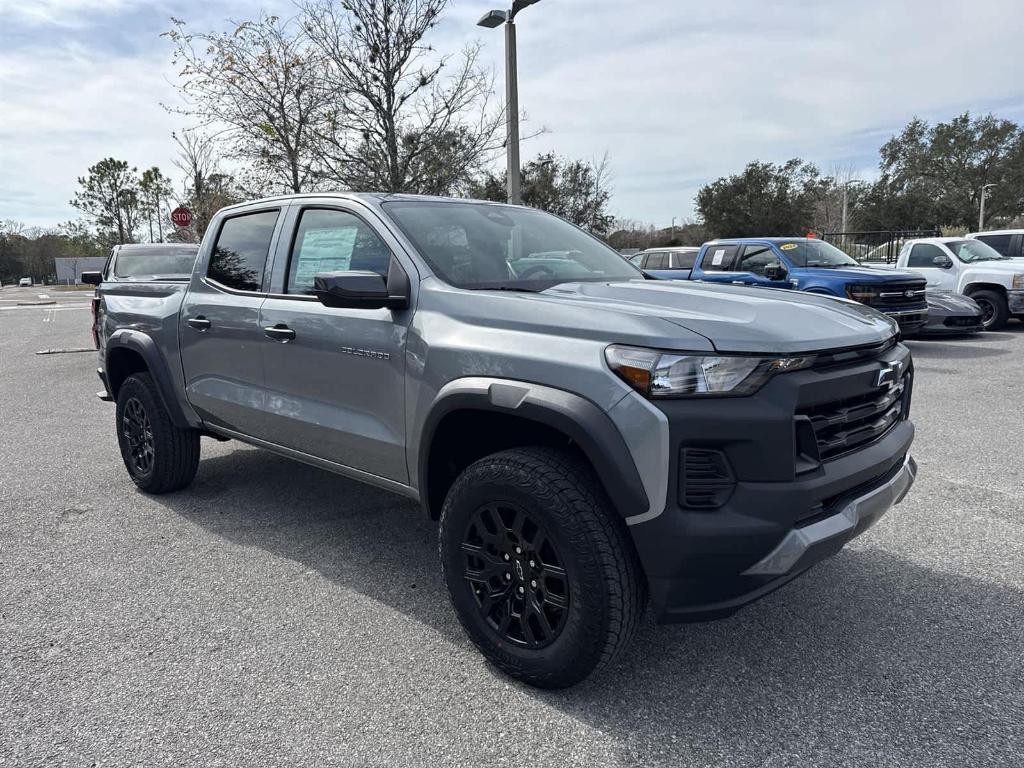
[156,447,1023,765]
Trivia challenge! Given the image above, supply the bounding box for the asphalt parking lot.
[2,286,1022,767]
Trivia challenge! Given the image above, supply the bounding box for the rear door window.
[645,253,668,269]
[671,251,697,269]
[975,234,1012,257]
[207,210,280,292]
[700,245,740,271]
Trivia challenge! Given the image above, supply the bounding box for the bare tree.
[301,0,504,194]
[171,129,244,240]
[164,13,333,194]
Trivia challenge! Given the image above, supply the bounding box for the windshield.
[382,201,641,290]
[776,239,859,267]
[114,247,199,278]
[945,239,1006,263]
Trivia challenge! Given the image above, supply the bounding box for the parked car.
[965,230,1024,260]
[628,247,700,278]
[19,277,32,287]
[81,243,199,285]
[92,193,917,688]
[909,292,984,337]
[891,237,1024,329]
[680,238,928,334]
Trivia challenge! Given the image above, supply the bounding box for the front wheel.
[970,289,1009,330]
[439,447,646,688]
[115,373,200,493]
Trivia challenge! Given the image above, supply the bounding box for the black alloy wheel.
[461,502,570,648]
[122,397,154,475]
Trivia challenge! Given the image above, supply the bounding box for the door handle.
[263,324,296,342]
[187,316,211,330]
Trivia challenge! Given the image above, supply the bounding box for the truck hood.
[798,265,924,283]
[540,280,897,354]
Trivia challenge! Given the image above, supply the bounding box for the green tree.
[70,158,141,244]
[471,153,615,235]
[864,112,1024,229]
[696,159,821,237]
[139,167,174,242]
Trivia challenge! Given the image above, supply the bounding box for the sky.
[1,0,1023,230]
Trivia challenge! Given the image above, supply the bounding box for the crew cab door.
[179,206,285,437]
[904,242,956,290]
[258,201,414,483]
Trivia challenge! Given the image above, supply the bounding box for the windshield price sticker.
[711,249,726,265]
[780,243,798,250]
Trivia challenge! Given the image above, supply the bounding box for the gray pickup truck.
[93,193,917,688]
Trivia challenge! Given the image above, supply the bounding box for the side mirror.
[313,257,409,310]
[81,271,102,285]
[932,255,953,269]
[763,263,788,281]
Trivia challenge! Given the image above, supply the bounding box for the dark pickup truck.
[91,193,917,687]
[639,237,929,334]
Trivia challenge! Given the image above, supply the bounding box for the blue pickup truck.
[640,238,929,334]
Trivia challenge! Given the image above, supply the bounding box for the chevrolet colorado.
[92,193,917,688]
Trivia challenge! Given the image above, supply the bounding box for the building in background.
[54,256,106,285]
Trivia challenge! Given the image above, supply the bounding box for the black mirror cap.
[312,258,410,310]
[933,255,953,268]
[764,264,788,281]
[81,271,103,285]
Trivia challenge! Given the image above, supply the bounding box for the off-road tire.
[970,289,1009,330]
[115,373,200,494]
[439,447,646,688]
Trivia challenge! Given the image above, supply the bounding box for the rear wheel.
[970,289,1009,330]
[116,373,200,493]
[439,447,646,688]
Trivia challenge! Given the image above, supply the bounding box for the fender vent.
[679,448,735,509]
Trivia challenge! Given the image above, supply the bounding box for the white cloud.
[0,0,129,27]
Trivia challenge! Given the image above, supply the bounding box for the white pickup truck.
[890,237,1024,330]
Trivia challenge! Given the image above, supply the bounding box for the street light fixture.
[477,0,544,205]
[979,183,997,231]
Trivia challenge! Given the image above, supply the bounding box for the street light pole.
[504,19,521,205]
[979,183,997,231]
[478,1,542,206]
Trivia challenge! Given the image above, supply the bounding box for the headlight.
[605,345,814,398]
[1013,274,1024,290]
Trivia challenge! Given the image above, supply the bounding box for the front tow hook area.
[742,455,917,577]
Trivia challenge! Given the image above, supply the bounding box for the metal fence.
[821,230,941,264]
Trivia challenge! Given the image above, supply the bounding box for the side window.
[736,244,780,276]
[907,243,946,268]
[287,208,392,294]
[628,253,645,267]
[672,251,697,269]
[208,210,280,292]
[646,253,668,269]
[976,234,1012,257]
[700,245,740,272]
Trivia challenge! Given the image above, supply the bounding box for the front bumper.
[1008,290,1024,314]
[883,308,928,333]
[627,342,916,623]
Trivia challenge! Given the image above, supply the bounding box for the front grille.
[797,373,908,461]
[851,281,927,308]
[679,448,735,509]
[944,315,981,328]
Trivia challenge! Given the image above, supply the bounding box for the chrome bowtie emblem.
[875,360,902,388]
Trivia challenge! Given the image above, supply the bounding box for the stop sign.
[171,206,193,228]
